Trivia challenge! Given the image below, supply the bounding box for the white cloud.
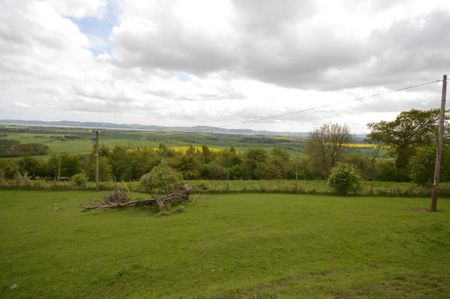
[45,0,107,18]
[0,0,449,133]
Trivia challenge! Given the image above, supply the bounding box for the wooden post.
[57,156,61,181]
[95,130,100,192]
[431,75,447,211]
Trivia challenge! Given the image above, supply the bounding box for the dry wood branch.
[82,185,191,211]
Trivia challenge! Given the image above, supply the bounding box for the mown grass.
[1,191,449,298]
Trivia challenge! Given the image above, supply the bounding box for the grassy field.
[1,191,449,298]
[3,178,450,198]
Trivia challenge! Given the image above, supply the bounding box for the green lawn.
[1,191,449,298]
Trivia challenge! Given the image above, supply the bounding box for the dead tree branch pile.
[82,185,191,211]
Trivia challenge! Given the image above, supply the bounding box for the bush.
[71,173,87,187]
[140,160,182,194]
[328,163,362,195]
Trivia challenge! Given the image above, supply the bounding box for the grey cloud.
[232,0,317,36]
[110,3,450,91]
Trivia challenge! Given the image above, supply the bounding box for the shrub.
[71,173,87,187]
[140,160,182,194]
[328,163,362,195]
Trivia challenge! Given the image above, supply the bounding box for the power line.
[225,79,443,127]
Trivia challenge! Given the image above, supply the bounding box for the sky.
[0,0,449,133]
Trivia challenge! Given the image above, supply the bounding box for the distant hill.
[0,119,312,137]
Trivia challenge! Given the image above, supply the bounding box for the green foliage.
[83,156,112,181]
[241,148,269,179]
[0,139,48,157]
[140,161,182,194]
[0,160,20,179]
[408,146,450,185]
[202,161,228,179]
[71,173,87,187]
[367,109,446,180]
[328,163,362,195]
[374,159,402,181]
[17,157,46,178]
[178,152,201,179]
[342,154,376,180]
[47,153,82,179]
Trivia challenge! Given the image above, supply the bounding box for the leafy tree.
[178,150,201,179]
[17,157,46,178]
[202,161,228,179]
[83,156,112,181]
[305,123,352,177]
[47,153,81,179]
[158,143,175,157]
[109,146,132,180]
[0,160,19,179]
[0,139,48,157]
[218,147,241,168]
[265,148,290,179]
[201,145,214,163]
[374,159,401,181]
[328,163,361,195]
[367,109,447,180]
[409,146,450,185]
[241,148,268,179]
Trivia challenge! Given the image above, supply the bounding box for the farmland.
[0,125,377,158]
[1,191,450,298]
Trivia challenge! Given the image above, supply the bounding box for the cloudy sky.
[0,0,449,133]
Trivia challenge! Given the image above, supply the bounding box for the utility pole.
[95,130,100,192]
[295,143,300,192]
[431,74,447,211]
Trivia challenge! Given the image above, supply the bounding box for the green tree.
[17,157,46,178]
[265,148,290,179]
[85,156,112,181]
[47,153,81,179]
[409,146,450,185]
[367,109,447,180]
[202,161,228,179]
[241,148,268,179]
[178,150,201,179]
[109,146,132,180]
[0,160,19,179]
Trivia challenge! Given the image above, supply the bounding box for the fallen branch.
[82,185,191,211]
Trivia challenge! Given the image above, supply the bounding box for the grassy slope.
[1,191,449,298]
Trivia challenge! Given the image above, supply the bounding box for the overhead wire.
[224,78,443,127]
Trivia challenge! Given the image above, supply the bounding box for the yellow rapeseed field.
[126,146,223,153]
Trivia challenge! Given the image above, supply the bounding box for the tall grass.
[0,178,448,197]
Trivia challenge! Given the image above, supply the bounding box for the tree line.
[0,109,448,185]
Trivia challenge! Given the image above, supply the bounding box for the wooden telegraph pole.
[431,75,447,211]
[95,130,100,192]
